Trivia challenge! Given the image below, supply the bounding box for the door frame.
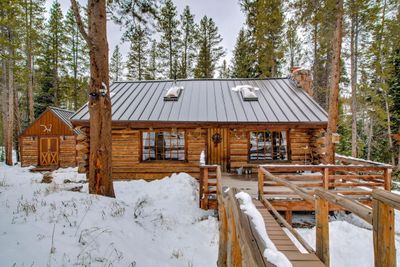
[39,136,60,166]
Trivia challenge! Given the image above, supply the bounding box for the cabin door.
[39,137,59,166]
[207,128,229,171]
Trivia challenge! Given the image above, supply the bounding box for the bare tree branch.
[70,0,90,45]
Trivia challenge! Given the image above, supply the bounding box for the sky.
[46,0,245,64]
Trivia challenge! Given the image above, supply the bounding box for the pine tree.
[126,24,148,80]
[241,0,285,77]
[64,6,89,110]
[46,0,66,106]
[231,28,254,78]
[194,16,224,78]
[157,0,180,79]
[178,6,197,78]
[218,59,230,78]
[145,40,158,80]
[22,0,46,123]
[110,45,123,82]
[286,19,303,71]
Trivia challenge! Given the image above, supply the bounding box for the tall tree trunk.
[26,0,34,123]
[14,83,21,162]
[367,118,373,160]
[71,0,115,197]
[325,0,344,164]
[350,6,358,157]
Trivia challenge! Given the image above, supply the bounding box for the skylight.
[164,85,183,101]
[232,85,259,101]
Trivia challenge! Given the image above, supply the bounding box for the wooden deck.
[253,200,325,267]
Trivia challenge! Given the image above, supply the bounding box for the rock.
[41,172,53,183]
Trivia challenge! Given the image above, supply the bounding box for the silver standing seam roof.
[70,78,328,124]
[49,107,80,134]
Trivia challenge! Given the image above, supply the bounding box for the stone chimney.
[291,67,313,97]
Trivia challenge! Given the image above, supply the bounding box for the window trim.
[247,129,291,163]
[140,129,188,163]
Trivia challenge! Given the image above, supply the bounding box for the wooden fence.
[258,165,398,267]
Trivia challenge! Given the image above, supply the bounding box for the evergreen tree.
[64,6,89,110]
[157,0,180,79]
[194,16,224,78]
[241,0,285,77]
[46,0,66,106]
[126,24,148,80]
[178,6,197,78]
[218,59,230,78]
[22,0,46,123]
[145,39,158,80]
[286,19,303,71]
[231,28,255,78]
[110,45,123,82]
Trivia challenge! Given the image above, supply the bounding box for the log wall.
[20,136,39,167]
[77,126,325,180]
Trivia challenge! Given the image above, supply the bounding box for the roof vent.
[232,85,259,101]
[164,85,183,101]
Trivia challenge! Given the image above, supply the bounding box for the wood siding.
[20,136,38,167]
[78,126,325,180]
[22,109,74,136]
[110,128,207,180]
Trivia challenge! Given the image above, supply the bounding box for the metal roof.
[71,78,328,124]
[49,107,80,134]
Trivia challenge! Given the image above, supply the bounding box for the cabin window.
[142,131,185,161]
[249,131,288,161]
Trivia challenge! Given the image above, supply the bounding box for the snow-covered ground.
[292,212,400,267]
[0,164,218,266]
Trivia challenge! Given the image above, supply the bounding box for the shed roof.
[71,78,328,125]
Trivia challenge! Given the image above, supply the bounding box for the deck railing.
[199,165,220,210]
[258,164,398,267]
[258,164,392,204]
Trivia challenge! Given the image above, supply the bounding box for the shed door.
[207,128,229,171]
[40,137,59,166]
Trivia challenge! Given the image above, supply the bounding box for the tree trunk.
[350,6,358,158]
[14,82,21,162]
[71,0,115,197]
[367,118,373,160]
[325,0,344,164]
[26,0,34,123]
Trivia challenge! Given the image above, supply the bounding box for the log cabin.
[71,70,328,180]
[19,107,80,168]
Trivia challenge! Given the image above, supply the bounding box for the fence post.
[315,195,330,266]
[383,168,392,191]
[258,167,264,200]
[323,167,329,190]
[203,167,209,209]
[372,198,395,267]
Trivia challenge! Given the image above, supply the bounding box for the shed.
[20,107,80,168]
[71,77,328,179]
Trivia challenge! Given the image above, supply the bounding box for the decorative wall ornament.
[40,124,52,133]
[212,133,222,145]
[232,129,246,140]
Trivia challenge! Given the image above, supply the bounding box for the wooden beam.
[258,168,264,200]
[315,195,330,266]
[314,189,372,224]
[372,198,395,267]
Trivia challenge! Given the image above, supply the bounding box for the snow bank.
[235,192,292,267]
[296,213,400,267]
[0,164,218,266]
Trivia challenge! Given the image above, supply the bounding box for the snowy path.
[0,165,218,266]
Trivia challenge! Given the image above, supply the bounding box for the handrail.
[259,167,314,203]
[314,189,373,224]
[335,154,393,168]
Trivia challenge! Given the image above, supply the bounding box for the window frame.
[247,129,291,163]
[140,129,188,163]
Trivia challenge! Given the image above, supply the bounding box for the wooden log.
[372,189,400,211]
[258,168,264,200]
[260,168,314,203]
[372,198,395,267]
[315,195,329,266]
[314,189,373,224]
[383,168,392,190]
